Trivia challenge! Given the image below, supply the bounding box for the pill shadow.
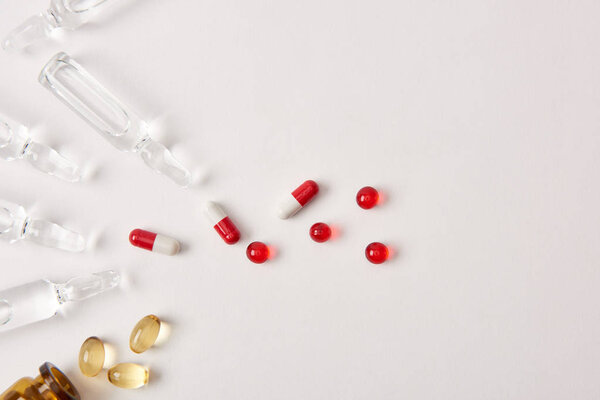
[267,243,279,262]
[154,319,174,348]
[376,188,391,208]
[387,244,401,262]
[86,230,105,251]
[118,269,136,291]
[313,181,328,206]
[177,240,189,255]
[148,368,162,386]
[149,115,189,149]
[189,165,212,187]
[329,224,343,240]
[80,161,102,183]
[149,116,209,188]
[102,342,119,369]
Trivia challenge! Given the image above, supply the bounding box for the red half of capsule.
[129,229,157,251]
[214,216,240,245]
[292,180,319,206]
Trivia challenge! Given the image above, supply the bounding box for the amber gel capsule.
[130,314,161,353]
[108,363,149,389]
[79,336,105,377]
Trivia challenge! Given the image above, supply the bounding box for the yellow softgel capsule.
[129,314,161,353]
[107,363,149,389]
[78,336,105,377]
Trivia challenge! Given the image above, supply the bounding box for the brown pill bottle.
[0,363,80,400]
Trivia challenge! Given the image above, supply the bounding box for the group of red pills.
[218,180,389,265]
[309,185,389,264]
[128,181,390,265]
[307,223,388,264]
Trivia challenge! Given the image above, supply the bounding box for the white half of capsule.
[203,201,227,224]
[277,194,302,219]
[153,235,180,256]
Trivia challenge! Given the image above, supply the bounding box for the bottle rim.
[39,362,81,400]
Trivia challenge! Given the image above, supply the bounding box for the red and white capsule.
[203,201,241,245]
[277,180,319,219]
[129,229,180,256]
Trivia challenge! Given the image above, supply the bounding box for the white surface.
[0,0,599,398]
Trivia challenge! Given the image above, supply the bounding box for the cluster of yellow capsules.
[78,314,165,389]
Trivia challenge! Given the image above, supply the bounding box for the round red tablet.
[246,241,269,264]
[356,186,379,209]
[309,222,332,243]
[365,242,389,264]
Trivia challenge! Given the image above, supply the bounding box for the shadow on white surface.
[82,0,146,33]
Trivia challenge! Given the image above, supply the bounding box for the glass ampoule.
[39,52,192,187]
[0,114,81,182]
[0,270,120,333]
[2,0,110,51]
[1,362,81,400]
[0,198,85,252]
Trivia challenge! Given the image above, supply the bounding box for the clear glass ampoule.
[0,114,81,182]
[0,198,86,252]
[0,270,120,333]
[2,0,110,51]
[39,52,192,187]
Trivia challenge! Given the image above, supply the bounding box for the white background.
[1,0,599,398]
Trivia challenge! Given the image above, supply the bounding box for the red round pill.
[246,241,269,264]
[356,186,379,209]
[365,242,389,264]
[309,222,332,243]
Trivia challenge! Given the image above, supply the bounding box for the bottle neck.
[0,364,80,400]
[37,363,80,400]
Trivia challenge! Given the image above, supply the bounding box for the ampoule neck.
[19,139,33,158]
[20,140,82,182]
[48,0,108,29]
[46,4,73,29]
[0,117,30,161]
[19,217,31,239]
[55,271,120,304]
[134,136,152,152]
[1,11,58,50]
[22,218,86,252]
[137,138,192,187]
[0,201,28,243]
[45,8,61,27]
